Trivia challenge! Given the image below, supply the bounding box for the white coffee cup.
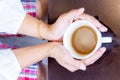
[63,20,112,59]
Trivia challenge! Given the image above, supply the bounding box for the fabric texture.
[0,49,21,80]
[18,0,38,80]
[18,63,38,80]
[0,0,26,80]
[0,0,39,80]
[0,0,26,34]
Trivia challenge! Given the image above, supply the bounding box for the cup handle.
[101,37,112,43]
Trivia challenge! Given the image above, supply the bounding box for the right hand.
[48,42,106,72]
[48,42,86,72]
[47,8,107,41]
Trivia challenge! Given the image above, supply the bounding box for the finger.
[81,47,106,66]
[62,52,86,71]
[55,57,77,72]
[62,62,78,72]
[55,57,76,72]
[79,13,108,32]
[66,8,85,20]
[65,56,86,71]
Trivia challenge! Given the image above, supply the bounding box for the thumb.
[66,8,85,20]
[81,47,106,66]
[78,8,85,13]
[70,59,86,71]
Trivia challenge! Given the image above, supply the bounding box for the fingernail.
[100,26,108,32]
[102,26,108,32]
[80,65,86,71]
[104,26,108,32]
[78,8,85,12]
[101,47,107,52]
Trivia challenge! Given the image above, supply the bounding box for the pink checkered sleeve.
[18,63,38,80]
[0,0,40,80]
[18,0,39,80]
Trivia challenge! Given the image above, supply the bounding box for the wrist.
[38,20,50,40]
[47,42,64,59]
[47,42,60,58]
[47,24,63,41]
[39,22,59,41]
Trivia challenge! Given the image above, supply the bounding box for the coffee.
[71,26,98,55]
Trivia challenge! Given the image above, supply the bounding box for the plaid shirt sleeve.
[0,0,26,34]
[18,0,39,80]
[0,0,40,80]
[0,0,36,37]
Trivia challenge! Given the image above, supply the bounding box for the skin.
[12,8,107,72]
[36,0,48,19]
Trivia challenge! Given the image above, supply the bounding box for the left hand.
[49,8,107,41]
[48,8,108,70]
[49,42,106,72]
[81,47,106,66]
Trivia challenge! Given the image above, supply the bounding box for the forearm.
[12,42,54,69]
[17,14,63,41]
[17,14,49,39]
[36,0,47,19]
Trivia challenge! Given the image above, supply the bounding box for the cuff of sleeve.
[0,0,27,34]
[13,12,26,34]
[0,49,21,80]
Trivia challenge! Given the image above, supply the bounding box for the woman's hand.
[48,42,106,72]
[48,8,107,41]
[13,41,106,72]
